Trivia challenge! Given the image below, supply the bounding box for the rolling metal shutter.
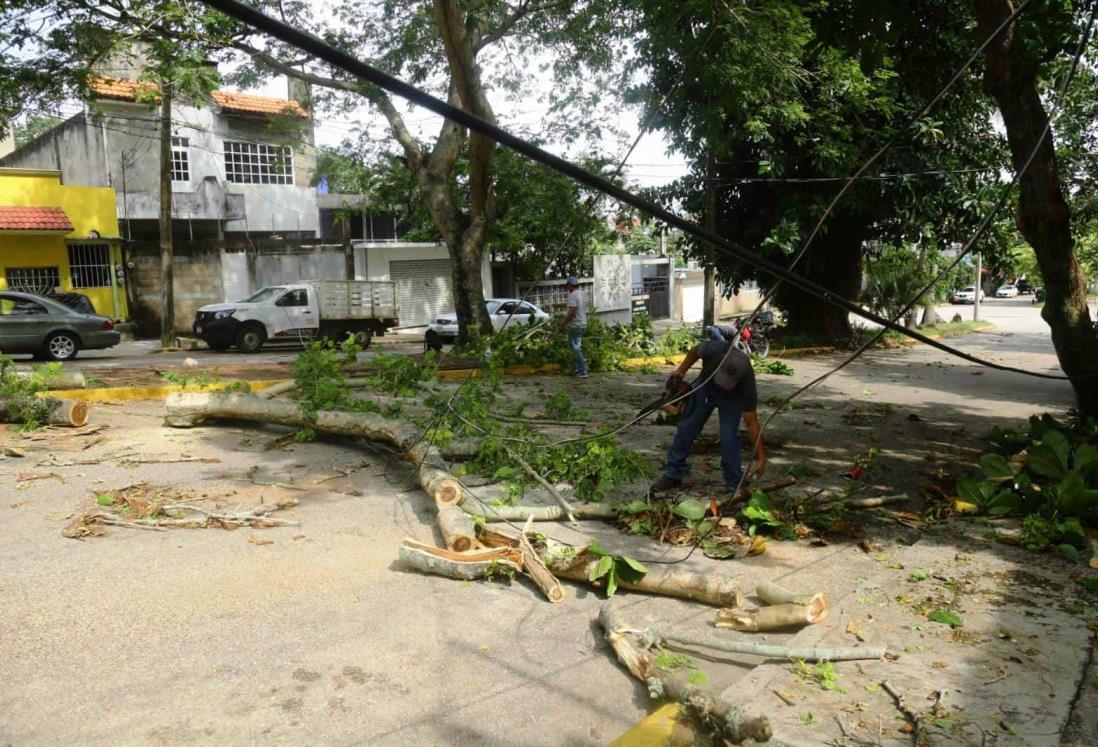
[389,258,454,327]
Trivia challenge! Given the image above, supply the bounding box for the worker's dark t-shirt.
[693,340,758,411]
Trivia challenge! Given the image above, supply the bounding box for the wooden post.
[158,82,175,347]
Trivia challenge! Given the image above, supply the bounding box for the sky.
[241,73,690,189]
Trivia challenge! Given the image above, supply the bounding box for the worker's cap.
[565,276,579,287]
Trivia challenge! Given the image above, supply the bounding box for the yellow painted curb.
[435,354,687,380]
[610,703,692,746]
[42,379,285,402]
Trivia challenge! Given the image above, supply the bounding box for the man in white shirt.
[558,276,588,377]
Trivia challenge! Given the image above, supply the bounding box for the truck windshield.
[243,287,286,304]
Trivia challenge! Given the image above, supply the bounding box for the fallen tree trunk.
[398,538,522,580]
[544,541,743,607]
[813,493,908,512]
[164,392,476,550]
[0,396,89,427]
[461,501,614,522]
[600,605,773,744]
[14,370,87,390]
[714,600,827,632]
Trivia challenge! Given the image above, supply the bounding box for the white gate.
[389,258,454,327]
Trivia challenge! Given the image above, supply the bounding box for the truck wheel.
[235,324,265,353]
[348,329,372,349]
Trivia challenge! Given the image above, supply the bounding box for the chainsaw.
[636,376,693,419]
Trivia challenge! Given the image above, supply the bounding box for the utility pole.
[158,82,175,347]
[973,252,982,321]
[703,152,717,326]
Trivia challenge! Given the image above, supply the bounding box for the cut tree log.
[398,538,522,580]
[14,370,87,390]
[599,605,773,744]
[437,505,477,552]
[520,517,565,603]
[755,582,824,607]
[543,540,743,607]
[0,396,89,427]
[813,493,909,512]
[714,599,828,632]
[461,501,616,522]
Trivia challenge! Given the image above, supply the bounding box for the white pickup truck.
[192,280,399,352]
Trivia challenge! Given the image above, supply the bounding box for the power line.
[194,0,1071,382]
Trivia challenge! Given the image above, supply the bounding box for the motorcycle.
[706,310,775,358]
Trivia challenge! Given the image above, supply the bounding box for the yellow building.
[0,168,127,319]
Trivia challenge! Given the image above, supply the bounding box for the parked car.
[1016,279,1033,294]
[0,290,120,360]
[995,284,1019,298]
[427,299,551,344]
[951,286,986,304]
[193,280,399,353]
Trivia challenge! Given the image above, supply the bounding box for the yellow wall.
[0,169,127,319]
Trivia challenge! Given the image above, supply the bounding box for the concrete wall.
[357,242,493,296]
[127,241,224,334]
[673,270,763,322]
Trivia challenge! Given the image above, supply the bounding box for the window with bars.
[223,141,294,185]
[5,267,61,295]
[67,244,112,288]
[171,136,190,182]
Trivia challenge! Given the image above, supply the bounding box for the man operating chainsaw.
[650,337,766,495]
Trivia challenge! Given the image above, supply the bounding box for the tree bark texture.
[0,396,89,427]
[543,541,744,607]
[158,83,175,346]
[398,538,523,580]
[773,217,865,341]
[973,0,1098,417]
[599,605,774,744]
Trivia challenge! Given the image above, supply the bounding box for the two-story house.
[0,76,323,331]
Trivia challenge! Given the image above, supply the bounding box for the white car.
[995,284,1019,298]
[951,286,986,304]
[427,298,550,343]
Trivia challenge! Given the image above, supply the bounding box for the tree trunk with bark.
[973,0,1098,417]
[775,219,864,342]
[158,83,174,347]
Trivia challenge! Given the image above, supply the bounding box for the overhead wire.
[193,0,1073,383]
[656,0,1098,567]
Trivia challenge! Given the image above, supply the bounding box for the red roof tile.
[211,90,307,118]
[88,76,307,118]
[89,76,159,102]
[0,206,74,232]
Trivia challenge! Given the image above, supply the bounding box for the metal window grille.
[171,136,190,182]
[67,244,112,288]
[5,267,61,294]
[223,141,294,185]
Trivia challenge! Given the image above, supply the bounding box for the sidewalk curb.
[42,379,285,402]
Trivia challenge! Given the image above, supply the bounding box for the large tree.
[233,0,620,342]
[627,0,1007,340]
[972,0,1098,417]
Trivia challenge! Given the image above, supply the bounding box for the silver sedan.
[0,290,121,360]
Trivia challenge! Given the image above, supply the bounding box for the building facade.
[0,168,128,319]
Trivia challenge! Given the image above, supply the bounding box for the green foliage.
[928,609,965,628]
[369,351,438,397]
[291,338,362,415]
[751,356,793,376]
[584,540,648,598]
[544,391,586,421]
[160,368,221,390]
[794,660,846,693]
[960,416,1098,553]
[0,355,59,430]
[13,113,61,147]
